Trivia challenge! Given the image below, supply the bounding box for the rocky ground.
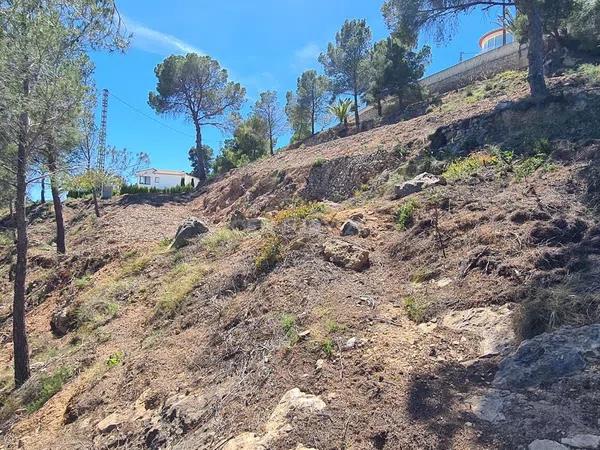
[0,67,600,449]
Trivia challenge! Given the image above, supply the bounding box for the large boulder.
[442,304,516,357]
[50,305,77,337]
[494,324,600,389]
[393,172,446,200]
[340,219,370,238]
[322,240,370,271]
[229,210,262,232]
[170,217,209,249]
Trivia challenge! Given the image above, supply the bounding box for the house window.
[139,176,151,185]
[155,177,160,183]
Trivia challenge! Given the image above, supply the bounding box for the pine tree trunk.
[92,188,100,218]
[40,177,45,204]
[194,122,206,184]
[377,99,382,117]
[13,89,31,387]
[353,91,360,130]
[522,1,548,98]
[47,152,66,254]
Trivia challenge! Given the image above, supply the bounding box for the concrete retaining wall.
[421,42,529,94]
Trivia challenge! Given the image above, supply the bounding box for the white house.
[135,168,200,190]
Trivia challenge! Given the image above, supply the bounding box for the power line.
[107,90,195,139]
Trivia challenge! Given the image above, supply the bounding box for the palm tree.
[329,98,353,128]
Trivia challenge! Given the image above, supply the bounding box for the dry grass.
[272,201,326,223]
[154,262,209,318]
[443,151,498,181]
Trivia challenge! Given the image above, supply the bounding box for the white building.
[135,168,200,190]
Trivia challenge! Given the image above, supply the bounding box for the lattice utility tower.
[97,88,109,172]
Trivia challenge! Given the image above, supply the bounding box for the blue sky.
[91,0,507,175]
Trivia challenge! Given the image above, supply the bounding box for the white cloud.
[291,42,322,71]
[122,15,203,56]
[295,42,321,61]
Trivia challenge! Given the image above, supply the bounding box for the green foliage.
[328,98,353,126]
[321,338,335,358]
[395,198,419,230]
[155,263,207,318]
[442,152,498,181]
[73,275,92,290]
[325,319,345,334]
[119,184,195,195]
[0,230,14,247]
[393,143,409,158]
[403,296,427,323]
[286,70,330,138]
[189,145,214,179]
[25,367,72,413]
[313,157,326,167]
[366,34,430,111]
[201,228,246,254]
[410,267,439,283]
[281,314,296,335]
[273,201,327,223]
[254,90,286,154]
[213,116,269,175]
[106,351,124,368]
[319,19,372,125]
[148,53,246,181]
[254,235,282,274]
[574,63,600,83]
[514,155,547,180]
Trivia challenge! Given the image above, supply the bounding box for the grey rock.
[560,434,600,449]
[528,440,569,450]
[170,217,209,249]
[323,240,370,271]
[229,210,262,232]
[442,304,516,357]
[50,306,76,337]
[465,391,506,423]
[494,324,600,389]
[393,172,446,200]
[340,220,361,236]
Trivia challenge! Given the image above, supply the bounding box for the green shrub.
[281,314,296,335]
[395,199,419,231]
[106,350,124,368]
[442,152,498,181]
[514,155,547,181]
[313,157,326,167]
[25,367,72,413]
[393,143,409,158]
[273,201,326,223]
[403,296,428,323]
[254,235,282,274]
[119,184,195,195]
[575,63,600,83]
[73,275,92,290]
[321,338,335,358]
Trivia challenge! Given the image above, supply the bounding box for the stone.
[465,391,506,423]
[442,304,515,357]
[345,337,357,349]
[393,172,446,200]
[560,434,600,448]
[494,324,600,389]
[50,306,77,337]
[97,412,122,433]
[229,210,262,232]
[293,446,318,450]
[162,392,207,433]
[315,359,324,371]
[170,217,209,249]
[222,433,264,450]
[297,330,311,340]
[528,440,569,450]
[340,220,360,236]
[323,240,370,271]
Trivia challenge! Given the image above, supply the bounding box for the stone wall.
[420,42,529,94]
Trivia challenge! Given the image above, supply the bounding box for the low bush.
[442,152,498,181]
[25,367,72,413]
[321,338,335,358]
[395,199,419,231]
[403,296,428,323]
[106,350,124,368]
[254,235,282,274]
[119,184,195,195]
[313,157,326,167]
[273,201,326,223]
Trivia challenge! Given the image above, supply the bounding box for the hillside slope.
[1,67,600,450]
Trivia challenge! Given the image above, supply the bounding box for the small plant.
[532,138,552,155]
[281,313,296,335]
[25,367,72,413]
[325,319,344,334]
[201,228,246,254]
[321,338,335,358]
[403,296,428,324]
[410,267,439,284]
[254,235,282,274]
[574,63,600,83]
[73,275,92,290]
[273,201,327,223]
[313,157,326,167]
[395,198,419,231]
[514,155,547,181]
[329,98,353,127]
[442,152,498,181]
[119,254,152,278]
[155,263,207,318]
[106,350,124,368]
[158,238,172,248]
[393,143,409,158]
